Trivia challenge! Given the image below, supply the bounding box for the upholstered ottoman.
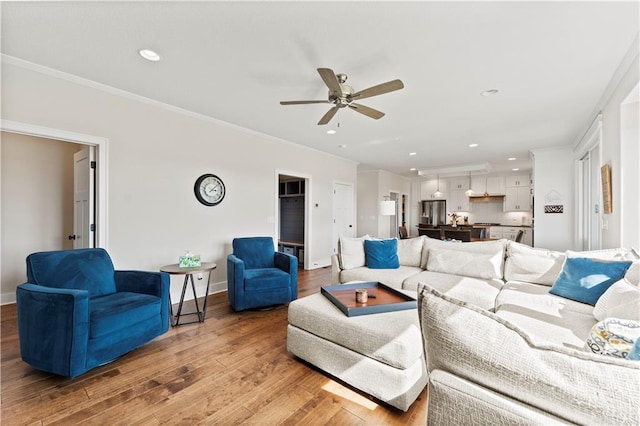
[286,292,427,411]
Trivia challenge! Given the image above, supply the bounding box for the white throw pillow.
[338,235,371,270]
[593,279,640,321]
[426,247,503,280]
[505,241,566,286]
[421,237,506,276]
[397,236,424,267]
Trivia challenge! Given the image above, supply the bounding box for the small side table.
[160,262,217,326]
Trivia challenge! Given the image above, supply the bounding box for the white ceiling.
[2,1,638,177]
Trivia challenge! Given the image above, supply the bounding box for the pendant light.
[433,174,443,198]
[465,171,474,196]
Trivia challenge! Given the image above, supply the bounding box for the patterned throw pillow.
[585,318,640,359]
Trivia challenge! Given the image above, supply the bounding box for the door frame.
[1,120,109,249]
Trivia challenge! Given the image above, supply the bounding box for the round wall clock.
[194,174,226,206]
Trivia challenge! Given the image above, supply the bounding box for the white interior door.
[72,146,95,249]
[333,182,355,253]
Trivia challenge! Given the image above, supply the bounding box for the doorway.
[277,172,309,269]
[1,120,108,248]
[575,117,602,251]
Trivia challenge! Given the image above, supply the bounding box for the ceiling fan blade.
[351,79,404,100]
[317,68,343,96]
[318,106,340,125]
[280,100,330,105]
[348,103,385,120]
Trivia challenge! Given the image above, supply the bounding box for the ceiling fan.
[280,68,404,125]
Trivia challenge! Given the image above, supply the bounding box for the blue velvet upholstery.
[227,237,298,311]
[16,248,169,378]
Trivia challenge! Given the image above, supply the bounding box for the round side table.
[160,262,217,326]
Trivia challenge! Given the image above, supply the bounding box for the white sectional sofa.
[326,235,640,423]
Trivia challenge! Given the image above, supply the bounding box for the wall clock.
[194,174,226,206]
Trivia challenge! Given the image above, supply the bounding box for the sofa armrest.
[330,254,342,284]
[417,283,640,425]
[16,283,90,378]
[114,270,170,332]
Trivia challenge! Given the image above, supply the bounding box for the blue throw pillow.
[549,257,632,305]
[364,239,400,269]
[627,339,640,361]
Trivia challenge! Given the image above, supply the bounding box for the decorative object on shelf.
[379,196,396,216]
[194,173,225,206]
[179,251,201,268]
[448,212,459,227]
[433,174,443,198]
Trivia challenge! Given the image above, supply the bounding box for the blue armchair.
[227,237,298,311]
[16,248,170,378]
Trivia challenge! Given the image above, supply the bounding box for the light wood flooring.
[1,267,427,425]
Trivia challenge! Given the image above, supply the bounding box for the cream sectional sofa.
[329,236,640,423]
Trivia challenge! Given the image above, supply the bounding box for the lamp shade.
[379,200,396,216]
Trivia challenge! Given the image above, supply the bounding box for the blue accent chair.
[227,237,298,311]
[16,248,170,378]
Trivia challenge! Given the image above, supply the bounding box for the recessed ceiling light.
[410,168,416,171]
[338,144,347,148]
[138,49,160,62]
[326,129,336,135]
[481,89,499,96]
[508,157,517,161]
[512,168,520,171]
[409,152,417,156]
[469,143,479,148]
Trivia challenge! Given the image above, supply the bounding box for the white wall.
[1,60,358,303]
[356,169,411,239]
[599,55,640,248]
[620,87,639,249]
[531,147,575,251]
[1,133,79,298]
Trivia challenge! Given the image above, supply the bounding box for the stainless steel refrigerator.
[420,200,447,226]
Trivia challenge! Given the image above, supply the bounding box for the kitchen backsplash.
[451,201,533,226]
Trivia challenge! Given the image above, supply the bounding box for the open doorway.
[277,173,309,269]
[1,120,108,247]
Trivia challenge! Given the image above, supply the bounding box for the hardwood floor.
[1,267,427,425]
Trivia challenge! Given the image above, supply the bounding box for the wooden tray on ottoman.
[321,282,417,317]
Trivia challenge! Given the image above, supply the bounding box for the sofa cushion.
[397,236,424,267]
[404,270,502,311]
[288,292,422,370]
[90,292,161,339]
[427,247,503,280]
[422,238,506,279]
[417,283,640,425]
[338,235,371,270]
[593,278,640,321]
[364,239,399,269]
[549,257,632,306]
[504,242,565,286]
[243,268,290,290]
[26,248,116,298]
[340,266,422,290]
[496,281,595,349]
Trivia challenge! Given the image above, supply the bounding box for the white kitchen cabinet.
[449,188,470,212]
[486,176,506,195]
[490,226,533,246]
[449,177,470,191]
[505,174,531,188]
[420,179,448,200]
[505,186,532,211]
[470,176,505,195]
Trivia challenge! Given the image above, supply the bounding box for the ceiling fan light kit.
[280,68,404,125]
